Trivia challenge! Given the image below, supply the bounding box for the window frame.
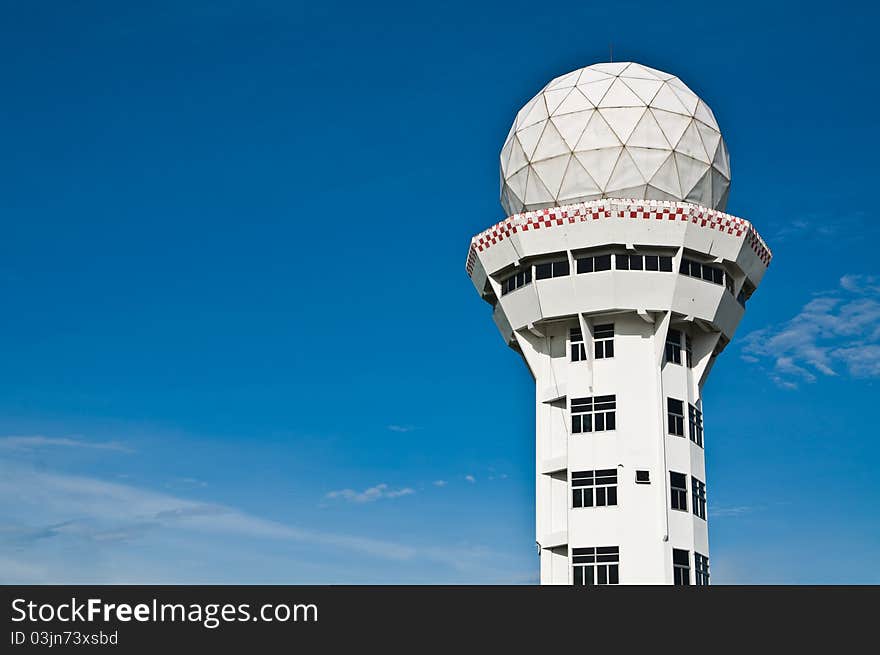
[572,469,618,509]
[667,398,685,437]
[572,546,619,586]
[670,471,688,512]
[593,323,615,360]
[692,476,706,520]
[571,395,617,434]
[673,548,691,586]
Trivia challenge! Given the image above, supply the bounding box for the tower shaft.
[466,199,771,585]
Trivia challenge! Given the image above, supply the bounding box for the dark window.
[667,398,685,436]
[536,259,570,280]
[573,546,619,586]
[571,395,616,433]
[616,253,646,270]
[570,328,588,362]
[635,470,650,484]
[593,323,615,359]
[665,329,683,365]
[576,254,612,274]
[572,469,618,508]
[737,289,747,306]
[688,404,703,447]
[685,334,693,368]
[680,257,725,287]
[500,267,532,295]
[616,253,673,273]
[670,471,688,511]
[692,476,706,520]
[695,553,710,586]
[673,549,691,586]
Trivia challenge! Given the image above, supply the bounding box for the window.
[575,253,612,273]
[572,546,619,585]
[569,328,587,362]
[635,470,650,484]
[571,395,616,433]
[615,253,673,271]
[685,334,693,368]
[667,398,685,436]
[695,553,710,586]
[670,472,688,511]
[673,549,690,585]
[535,259,570,280]
[665,329,683,365]
[680,257,724,286]
[688,404,703,447]
[500,268,532,295]
[692,476,706,520]
[572,469,618,508]
[593,323,614,359]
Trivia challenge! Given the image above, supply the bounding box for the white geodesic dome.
[500,62,731,216]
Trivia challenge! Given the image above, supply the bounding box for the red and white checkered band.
[467,199,772,270]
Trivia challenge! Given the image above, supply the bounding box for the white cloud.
[386,425,416,433]
[741,275,880,387]
[325,483,415,504]
[432,480,447,487]
[0,435,132,453]
[0,465,418,561]
[464,475,476,483]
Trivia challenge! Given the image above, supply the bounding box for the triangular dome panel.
[627,110,670,149]
[551,111,593,149]
[650,109,690,151]
[553,88,593,115]
[606,148,646,192]
[627,147,672,181]
[675,152,710,198]
[621,76,663,104]
[575,147,623,190]
[532,120,571,161]
[516,121,546,159]
[650,83,690,116]
[676,121,710,163]
[574,112,621,150]
[598,106,646,143]
[542,87,572,116]
[578,78,615,106]
[648,154,682,197]
[523,166,555,205]
[532,154,572,198]
[557,156,601,201]
[598,78,643,108]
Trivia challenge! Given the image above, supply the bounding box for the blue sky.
[1,0,878,584]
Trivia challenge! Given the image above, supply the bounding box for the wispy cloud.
[741,275,880,387]
[387,425,416,433]
[465,475,476,483]
[0,463,527,583]
[432,480,447,487]
[0,435,132,453]
[325,483,415,504]
[0,466,416,561]
[711,505,755,518]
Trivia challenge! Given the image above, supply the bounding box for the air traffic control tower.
[465,62,771,585]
